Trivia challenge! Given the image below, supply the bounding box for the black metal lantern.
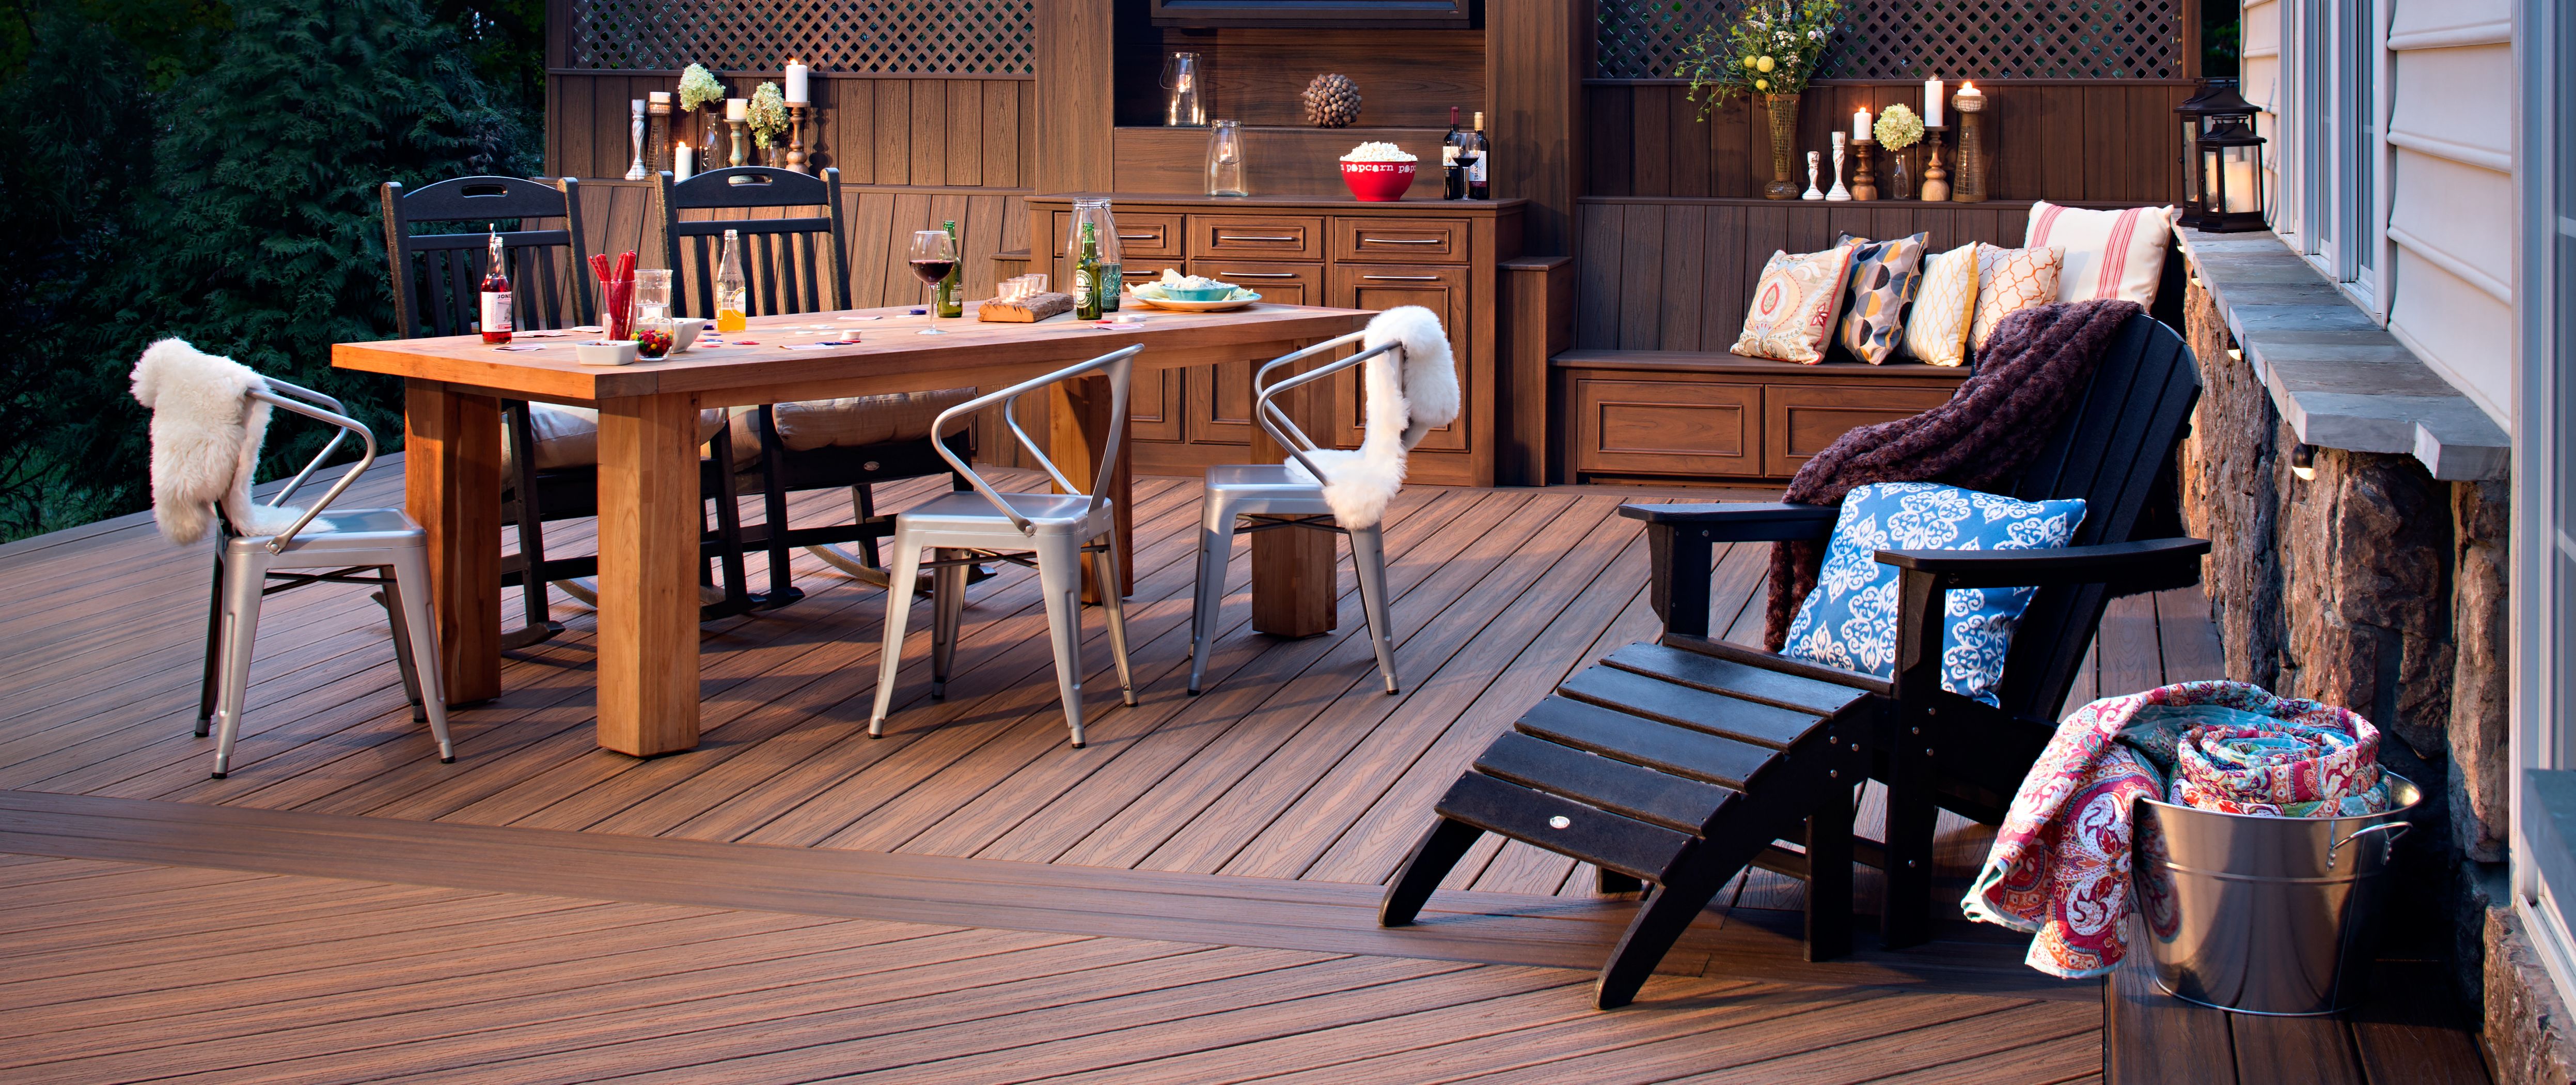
[2175,80,2267,233]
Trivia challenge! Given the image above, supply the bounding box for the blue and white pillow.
[1780,482,2086,705]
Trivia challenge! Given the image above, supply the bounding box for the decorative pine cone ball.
[1301,73,1361,128]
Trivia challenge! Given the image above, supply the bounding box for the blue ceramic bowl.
[1162,283,1236,301]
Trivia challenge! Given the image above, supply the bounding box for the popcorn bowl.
[1340,160,1416,202]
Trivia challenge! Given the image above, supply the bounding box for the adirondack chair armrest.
[1617,502,1839,541]
[1874,537,2212,590]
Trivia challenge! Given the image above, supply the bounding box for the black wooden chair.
[1379,309,2209,1009]
[652,165,975,605]
[379,175,756,648]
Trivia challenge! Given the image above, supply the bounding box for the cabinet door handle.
[1360,237,1443,245]
[1212,271,1296,278]
[1361,274,1442,281]
[1117,233,1159,241]
[1218,235,1300,242]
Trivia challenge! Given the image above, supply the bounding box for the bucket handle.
[2327,820,2411,869]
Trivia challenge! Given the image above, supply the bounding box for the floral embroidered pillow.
[1731,244,1859,365]
[1780,482,2087,705]
[1835,231,1928,364]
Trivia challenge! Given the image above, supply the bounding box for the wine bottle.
[1441,107,1465,200]
[936,220,964,318]
[1464,112,1491,200]
[478,226,512,344]
[1075,223,1102,320]
[714,228,748,333]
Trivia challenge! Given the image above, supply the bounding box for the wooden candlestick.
[729,118,748,169]
[1920,124,1952,203]
[1850,136,1878,201]
[786,103,810,174]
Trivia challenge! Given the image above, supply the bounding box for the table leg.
[404,380,501,704]
[1247,388,1337,639]
[594,393,703,756]
[1048,374,1134,603]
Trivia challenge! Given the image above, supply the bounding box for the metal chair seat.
[894,491,1113,537]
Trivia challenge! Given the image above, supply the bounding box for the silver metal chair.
[1187,332,1405,697]
[192,381,453,779]
[868,346,1143,748]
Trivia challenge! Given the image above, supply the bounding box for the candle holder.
[785,103,811,174]
[1920,124,1952,203]
[1952,95,1988,203]
[729,118,748,169]
[1851,137,1878,201]
[647,98,672,174]
[624,99,648,180]
[1826,132,1852,201]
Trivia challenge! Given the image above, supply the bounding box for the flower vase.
[762,144,781,168]
[1889,147,1915,201]
[1764,93,1801,200]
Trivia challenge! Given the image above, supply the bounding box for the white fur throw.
[1287,305,1458,529]
[130,338,301,544]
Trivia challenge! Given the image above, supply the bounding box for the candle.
[2222,154,2259,213]
[726,98,748,122]
[1955,82,1984,111]
[676,142,694,180]
[1855,108,1872,142]
[784,59,809,105]
[649,91,669,106]
[1924,77,1944,127]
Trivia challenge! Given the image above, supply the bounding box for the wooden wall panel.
[1111,28,1484,128]
[545,72,1036,188]
[566,181,1029,309]
[1583,80,2193,204]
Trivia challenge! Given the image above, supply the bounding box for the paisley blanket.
[1960,680,2386,978]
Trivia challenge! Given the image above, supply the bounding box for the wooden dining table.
[333,301,1372,757]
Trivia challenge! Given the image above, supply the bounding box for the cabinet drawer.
[1048,211,1185,260]
[1763,384,1956,477]
[1330,218,1469,264]
[1189,215,1326,260]
[1185,260,1323,307]
[1328,263,1471,453]
[1575,379,1763,477]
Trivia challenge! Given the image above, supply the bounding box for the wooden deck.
[0,459,2476,1082]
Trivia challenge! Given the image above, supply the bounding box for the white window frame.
[2291,0,2390,315]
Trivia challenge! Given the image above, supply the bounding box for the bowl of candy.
[1340,142,1417,202]
[634,319,677,361]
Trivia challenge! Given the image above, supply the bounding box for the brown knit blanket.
[1761,299,2143,652]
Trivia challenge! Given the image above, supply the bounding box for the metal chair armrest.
[928,345,1142,534]
[1250,333,1394,482]
[249,390,379,553]
[260,379,353,505]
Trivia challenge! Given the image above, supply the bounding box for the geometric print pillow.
[1900,242,1981,367]
[1835,231,1929,364]
[1780,482,2087,706]
[1971,243,2064,352]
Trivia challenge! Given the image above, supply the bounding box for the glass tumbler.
[1206,120,1247,197]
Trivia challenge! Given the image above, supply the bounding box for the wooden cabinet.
[1764,384,1956,477]
[1551,351,1968,484]
[1032,194,1522,484]
[1573,378,1763,477]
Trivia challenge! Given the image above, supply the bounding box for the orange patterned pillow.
[1971,243,2064,350]
[1732,245,1859,365]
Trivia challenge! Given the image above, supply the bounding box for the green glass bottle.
[936,220,964,318]
[1075,223,1102,320]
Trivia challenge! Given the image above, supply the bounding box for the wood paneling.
[1584,80,2196,204]
[1036,0,1117,191]
[1113,28,1485,128]
[546,72,1036,188]
[1486,0,1587,255]
[570,181,1030,308]
[1574,378,1762,477]
[1763,384,1959,476]
[1111,126,1451,198]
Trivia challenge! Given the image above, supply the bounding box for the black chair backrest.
[652,166,849,320]
[380,176,590,338]
[1996,312,2203,722]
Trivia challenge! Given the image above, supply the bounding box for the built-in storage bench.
[1553,351,1967,483]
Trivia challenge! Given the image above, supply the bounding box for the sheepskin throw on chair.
[1287,305,1458,529]
[129,338,302,544]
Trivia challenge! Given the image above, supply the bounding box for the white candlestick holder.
[1826,133,1852,201]
[1801,151,1825,200]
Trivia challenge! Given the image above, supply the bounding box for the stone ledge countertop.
[2174,228,2508,481]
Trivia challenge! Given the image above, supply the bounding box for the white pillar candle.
[1855,108,1872,141]
[2222,154,2259,213]
[676,142,695,180]
[784,60,809,104]
[1924,78,1944,127]
[726,98,748,121]
[648,91,669,106]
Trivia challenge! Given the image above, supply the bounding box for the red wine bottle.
[1442,107,1465,200]
[478,227,512,344]
[1464,112,1491,200]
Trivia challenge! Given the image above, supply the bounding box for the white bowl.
[575,340,639,366]
[672,319,706,352]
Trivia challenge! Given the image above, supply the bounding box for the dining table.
[333,300,1373,757]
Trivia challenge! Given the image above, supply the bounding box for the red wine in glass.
[907,229,959,334]
[909,258,957,286]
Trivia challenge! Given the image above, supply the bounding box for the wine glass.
[907,229,957,335]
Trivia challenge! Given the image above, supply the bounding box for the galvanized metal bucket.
[2128,771,2420,1016]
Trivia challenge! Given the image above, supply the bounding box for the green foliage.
[1677,0,1845,115]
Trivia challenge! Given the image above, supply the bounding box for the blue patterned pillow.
[1780,482,2086,705]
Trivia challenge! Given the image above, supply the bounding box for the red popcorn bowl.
[1340,160,1416,202]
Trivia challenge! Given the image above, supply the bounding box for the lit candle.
[2222,154,2259,213]
[784,59,809,105]
[1924,77,1944,127]
[675,142,694,180]
[1954,82,1983,112]
[648,91,669,106]
[726,98,748,122]
[1855,107,1872,141]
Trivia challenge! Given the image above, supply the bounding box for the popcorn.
[1340,141,1416,162]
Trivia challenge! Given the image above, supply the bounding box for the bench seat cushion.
[724,388,978,466]
[510,404,727,473]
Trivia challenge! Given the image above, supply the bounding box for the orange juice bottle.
[714,228,748,332]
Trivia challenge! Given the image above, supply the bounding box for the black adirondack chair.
[652,165,975,604]
[379,175,757,648]
[1379,309,2209,1009]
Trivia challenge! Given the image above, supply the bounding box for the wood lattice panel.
[1596,0,2187,81]
[567,0,1036,74]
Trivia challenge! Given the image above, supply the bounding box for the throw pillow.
[1972,243,2064,351]
[1835,231,1929,364]
[2026,201,2175,306]
[1731,244,1860,365]
[1900,242,1981,367]
[1780,482,2087,705]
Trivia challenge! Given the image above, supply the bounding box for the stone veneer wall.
[2177,275,2540,1065]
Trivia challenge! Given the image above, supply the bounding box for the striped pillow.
[1835,231,1929,365]
[2025,202,2175,306]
